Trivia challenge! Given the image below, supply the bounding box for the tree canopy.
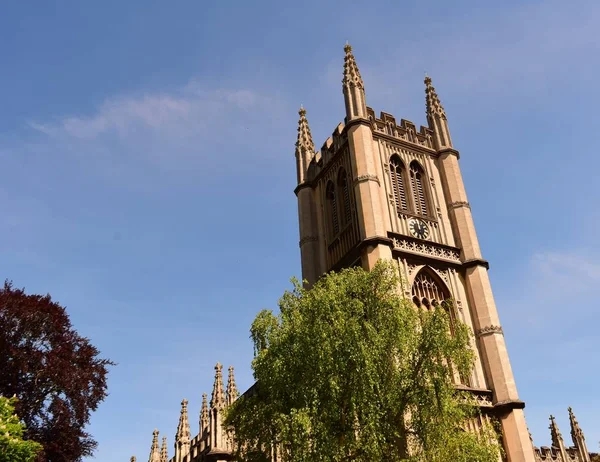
[0,396,42,462]
[0,281,114,461]
[226,262,500,462]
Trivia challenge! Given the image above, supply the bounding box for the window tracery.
[411,268,449,310]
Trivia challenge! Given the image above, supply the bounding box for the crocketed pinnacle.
[211,362,225,410]
[160,436,168,462]
[175,399,191,443]
[295,106,315,156]
[226,365,238,406]
[148,429,161,462]
[131,457,137,462]
[425,75,446,120]
[568,407,584,440]
[342,43,364,89]
[549,415,564,447]
[200,392,209,430]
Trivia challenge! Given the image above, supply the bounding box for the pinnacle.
[424,74,446,120]
[160,436,168,462]
[296,106,315,156]
[200,392,209,428]
[226,365,238,405]
[175,399,191,442]
[149,429,161,462]
[342,42,364,89]
[211,362,225,409]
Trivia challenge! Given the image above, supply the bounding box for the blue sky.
[1,1,599,459]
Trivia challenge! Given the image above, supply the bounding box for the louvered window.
[326,181,339,238]
[389,156,408,213]
[410,162,429,217]
[338,169,352,226]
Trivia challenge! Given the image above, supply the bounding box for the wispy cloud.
[501,249,600,330]
[27,82,280,144]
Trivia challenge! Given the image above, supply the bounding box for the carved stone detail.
[392,237,461,263]
[448,201,471,210]
[353,174,380,186]
[432,267,449,283]
[299,236,319,247]
[476,325,504,338]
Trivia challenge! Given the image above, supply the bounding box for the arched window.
[411,267,464,384]
[326,181,339,238]
[409,161,429,217]
[411,267,450,311]
[389,155,408,213]
[337,169,352,227]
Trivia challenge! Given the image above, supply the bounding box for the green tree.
[0,396,42,462]
[226,262,500,462]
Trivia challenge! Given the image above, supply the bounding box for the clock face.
[409,219,430,240]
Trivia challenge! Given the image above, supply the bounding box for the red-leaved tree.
[0,281,114,461]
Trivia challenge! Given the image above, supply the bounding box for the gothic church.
[133,45,594,462]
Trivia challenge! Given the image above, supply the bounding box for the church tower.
[294,44,534,462]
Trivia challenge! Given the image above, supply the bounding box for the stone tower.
[295,44,534,461]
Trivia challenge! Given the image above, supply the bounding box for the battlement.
[534,446,581,461]
[303,106,436,184]
[366,107,435,149]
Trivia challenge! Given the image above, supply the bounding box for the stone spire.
[211,362,225,410]
[209,362,226,450]
[343,42,364,89]
[342,43,367,120]
[549,415,568,461]
[174,399,191,462]
[226,366,238,406]
[569,407,590,462]
[148,429,161,462]
[200,392,209,435]
[295,106,315,184]
[424,75,453,150]
[160,436,168,462]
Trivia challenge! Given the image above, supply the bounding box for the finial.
[131,457,137,462]
[226,365,239,406]
[344,41,352,53]
[298,104,306,117]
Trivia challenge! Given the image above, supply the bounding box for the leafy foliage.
[0,281,114,461]
[0,396,42,462]
[226,262,500,462]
